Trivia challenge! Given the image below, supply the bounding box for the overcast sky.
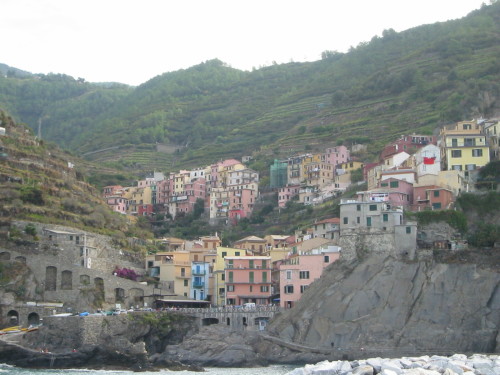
[1,0,487,86]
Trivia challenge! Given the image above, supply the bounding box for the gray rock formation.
[268,253,500,356]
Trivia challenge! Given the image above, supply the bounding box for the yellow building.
[233,236,267,254]
[301,154,322,181]
[441,120,490,172]
[213,246,249,306]
[263,235,291,263]
[146,251,192,297]
[124,186,153,215]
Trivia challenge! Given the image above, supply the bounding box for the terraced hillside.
[0,2,499,177]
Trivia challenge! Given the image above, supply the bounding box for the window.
[472,149,483,157]
[235,251,240,256]
[357,217,360,224]
[451,150,462,158]
[262,272,267,282]
[464,138,475,147]
[227,259,234,268]
[381,183,388,187]
[249,272,254,283]
[284,285,294,294]
[369,204,377,211]
[356,204,361,211]
[343,217,348,224]
[433,190,440,197]
[432,203,442,209]
[249,260,254,269]
[299,271,310,279]
[184,280,188,287]
[181,268,185,277]
[451,138,458,147]
[222,251,227,258]
[389,181,399,188]
[452,165,462,171]
[286,270,292,280]
[228,271,233,283]
[227,285,235,292]
[406,226,412,234]
[324,255,330,263]
[300,285,308,293]
[260,285,269,292]
[367,217,372,227]
[383,213,388,222]
[262,260,267,269]
[221,274,225,281]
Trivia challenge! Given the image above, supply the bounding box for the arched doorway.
[94,277,105,302]
[27,312,40,326]
[61,270,73,290]
[45,266,57,291]
[115,288,125,304]
[7,310,19,326]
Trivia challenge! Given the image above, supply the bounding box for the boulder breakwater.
[286,354,500,375]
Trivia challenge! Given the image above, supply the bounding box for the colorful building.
[279,246,340,308]
[278,184,301,208]
[213,246,250,306]
[224,256,272,306]
[441,120,490,172]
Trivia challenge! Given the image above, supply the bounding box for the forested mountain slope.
[1,3,499,176]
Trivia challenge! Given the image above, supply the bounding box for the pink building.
[106,196,128,214]
[156,178,173,206]
[224,256,272,306]
[279,247,340,308]
[322,145,350,166]
[374,177,414,207]
[174,178,206,215]
[278,184,301,208]
[228,188,256,223]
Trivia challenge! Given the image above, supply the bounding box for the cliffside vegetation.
[0,111,152,252]
[0,2,499,179]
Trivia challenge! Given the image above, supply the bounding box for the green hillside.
[0,3,499,177]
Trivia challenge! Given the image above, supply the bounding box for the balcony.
[193,281,205,289]
[176,274,190,279]
[192,270,206,276]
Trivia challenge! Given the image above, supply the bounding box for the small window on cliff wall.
[406,226,412,234]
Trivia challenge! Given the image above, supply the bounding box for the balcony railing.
[192,270,206,276]
[193,282,205,289]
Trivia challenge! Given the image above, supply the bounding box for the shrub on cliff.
[113,267,138,281]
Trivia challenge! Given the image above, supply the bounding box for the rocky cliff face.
[268,252,500,356]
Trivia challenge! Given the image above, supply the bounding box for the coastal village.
[0,117,498,329]
[94,117,497,309]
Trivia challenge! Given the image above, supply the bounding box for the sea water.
[0,363,296,375]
